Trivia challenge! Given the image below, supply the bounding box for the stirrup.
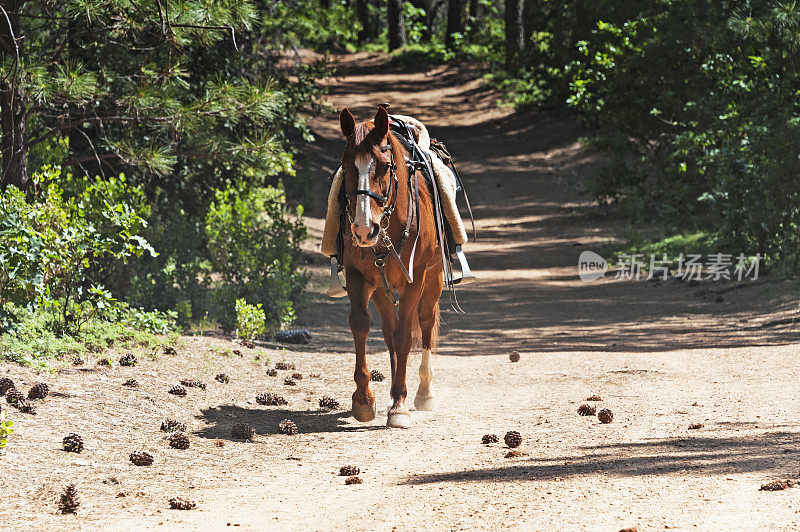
[327,257,347,298]
[445,245,477,286]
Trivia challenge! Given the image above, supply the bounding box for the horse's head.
[339,106,396,247]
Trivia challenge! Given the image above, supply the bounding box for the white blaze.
[354,156,374,233]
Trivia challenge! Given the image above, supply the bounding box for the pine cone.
[598,408,614,424]
[129,451,154,466]
[370,370,385,382]
[256,392,287,406]
[339,465,360,476]
[266,368,278,377]
[344,476,362,485]
[275,362,295,371]
[504,431,522,448]
[160,419,186,432]
[319,396,340,410]
[0,377,15,395]
[168,385,187,396]
[586,395,602,401]
[169,431,190,449]
[180,379,206,390]
[278,419,298,435]
[28,382,49,400]
[119,353,137,367]
[72,355,85,366]
[59,484,80,514]
[509,351,521,362]
[17,400,36,414]
[97,358,112,367]
[283,377,297,386]
[761,480,790,491]
[5,388,24,406]
[123,379,139,388]
[231,422,254,441]
[63,433,84,453]
[163,346,178,356]
[169,497,196,510]
[577,404,596,416]
[481,434,499,444]
[215,373,230,384]
[274,329,312,345]
[291,372,303,380]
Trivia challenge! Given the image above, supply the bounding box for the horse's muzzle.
[352,222,380,247]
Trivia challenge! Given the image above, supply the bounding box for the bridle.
[345,143,398,229]
[342,137,418,305]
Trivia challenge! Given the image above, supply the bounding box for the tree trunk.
[0,1,27,190]
[504,0,524,69]
[355,0,370,45]
[468,0,484,37]
[387,0,406,51]
[445,0,465,49]
[469,0,483,20]
[522,0,536,42]
[413,0,444,42]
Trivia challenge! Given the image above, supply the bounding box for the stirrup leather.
[327,257,347,298]
[445,245,477,286]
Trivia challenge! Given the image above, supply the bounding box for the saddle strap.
[430,138,476,242]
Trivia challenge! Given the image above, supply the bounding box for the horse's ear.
[340,108,355,138]
[372,106,389,141]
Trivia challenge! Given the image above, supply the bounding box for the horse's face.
[340,107,393,247]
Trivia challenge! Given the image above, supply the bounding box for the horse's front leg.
[372,289,398,383]
[387,280,425,428]
[347,269,377,422]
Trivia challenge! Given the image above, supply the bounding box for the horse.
[337,106,442,428]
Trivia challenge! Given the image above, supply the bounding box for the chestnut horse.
[338,106,442,428]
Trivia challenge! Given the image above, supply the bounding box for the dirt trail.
[5,52,800,531]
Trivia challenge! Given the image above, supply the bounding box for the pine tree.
[0,0,312,192]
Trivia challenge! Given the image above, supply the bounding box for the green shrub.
[555,2,800,268]
[0,167,155,335]
[205,185,307,332]
[0,304,177,367]
[235,298,266,341]
[0,410,12,453]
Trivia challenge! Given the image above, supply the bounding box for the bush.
[0,167,155,335]
[205,185,307,332]
[235,299,266,341]
[0,410,12,453]
[491,0,800,270]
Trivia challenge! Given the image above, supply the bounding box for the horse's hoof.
[414,394,435,411]
[387,411,412,429]
[352,400,377,422]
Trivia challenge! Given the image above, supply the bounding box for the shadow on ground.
[194,404,383,439]
[399,429,800,485]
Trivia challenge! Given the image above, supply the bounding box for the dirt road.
[5,52,800,531]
